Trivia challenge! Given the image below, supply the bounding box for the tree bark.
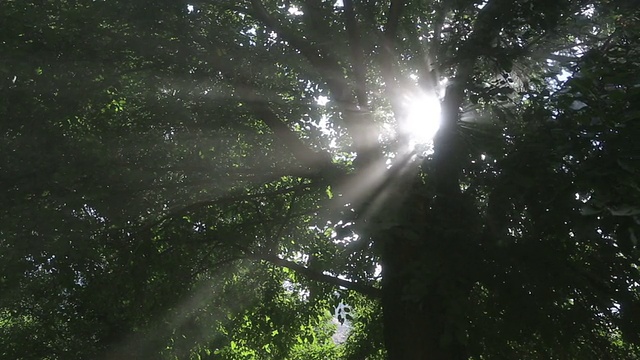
[376,0,514,356]
[380,218,470,360]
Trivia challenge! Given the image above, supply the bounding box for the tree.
[1,0,639,359]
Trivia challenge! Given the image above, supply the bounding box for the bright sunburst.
[403,94,442,147]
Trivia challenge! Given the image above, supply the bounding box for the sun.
[403,94,442,147]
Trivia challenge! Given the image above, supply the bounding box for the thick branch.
[343,0,368,108]
[239,87,333,172]
[432,0,514,198]
[205,51,335,174]
[249,0,347,100]
[249,252,382,299]
[138,183,314,234]
[379,0,405,88]
[378,0,406,128]
[418,3,447,94]
[384,0,405,41]
[249,0,381,169]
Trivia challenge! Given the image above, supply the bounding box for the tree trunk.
[380,230,469,360]
[377,52,477,358]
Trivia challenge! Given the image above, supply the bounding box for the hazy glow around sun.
[404,94,442,146]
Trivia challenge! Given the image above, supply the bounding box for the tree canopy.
[1,0,639,359]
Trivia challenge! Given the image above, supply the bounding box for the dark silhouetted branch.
[239,87,333,172]
[384,0,405,41]
[343,0,368,108]
[378,0,406,123]
[249,0,347,97]
[138,183,315,234]
[249,252,382,299]
[249,0,381,169]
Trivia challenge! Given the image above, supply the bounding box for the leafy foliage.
[1,0,639,359]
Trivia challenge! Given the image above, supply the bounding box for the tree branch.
[384,0,405,41]
[248,0,348,100]
[137,183,315,234]
[343,0,368,108]
[238,86,334,172]
[204,54,335,174]
[378,0,403,86]
[248,0,381,169]
[432,0,514,198]
[378,0,406,129]
[248,252,382,299]
[418,3,447,94]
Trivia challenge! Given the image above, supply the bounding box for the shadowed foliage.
[1,0,639,359]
